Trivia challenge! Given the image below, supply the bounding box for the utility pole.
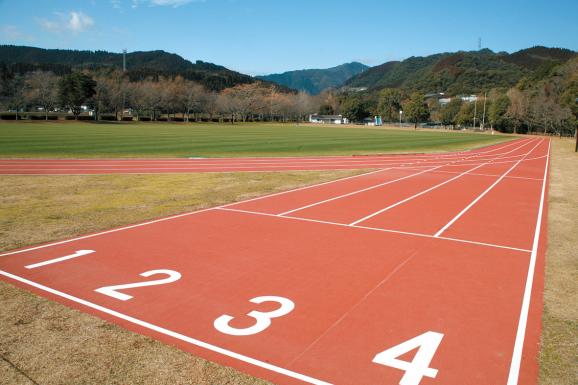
[481,92,487,130]
[122,49,127,121]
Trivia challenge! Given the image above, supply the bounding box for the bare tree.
[506,88,529,134]
[183,81,205,122]
[24,71,58,120]
[203,91,219,121]
[8,74,26,120]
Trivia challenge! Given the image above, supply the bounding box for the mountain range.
[0,45,256,91]
[344,46,577,95]
[1,45,575,97]
[256,62,369,94]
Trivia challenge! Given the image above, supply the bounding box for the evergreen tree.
[58,72,96,118]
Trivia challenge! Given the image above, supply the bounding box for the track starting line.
[0,138,550,385]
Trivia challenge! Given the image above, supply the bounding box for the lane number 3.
[214,296,295,336]
[373,331,444,385]
[94,269,181,301]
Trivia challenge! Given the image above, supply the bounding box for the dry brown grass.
[0,169,364,385]
[539,138,578,385]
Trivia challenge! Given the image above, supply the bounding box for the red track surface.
[0,137,550,385]
[0,139,547,174]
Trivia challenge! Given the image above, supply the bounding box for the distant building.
[439,98,452,106]
[424,92,445,99]
[460,95,478,103]
[309,114,349,125]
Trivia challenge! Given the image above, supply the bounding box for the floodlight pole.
[399,110,403,128]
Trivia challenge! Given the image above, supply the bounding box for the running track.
[0,138,545,175]
[0,137,550,385]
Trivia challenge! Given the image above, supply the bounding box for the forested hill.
[344,46,577,94]
[257,62,369,94]
[0,45,257,91]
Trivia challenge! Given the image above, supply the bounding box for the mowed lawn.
[0,122,511,158]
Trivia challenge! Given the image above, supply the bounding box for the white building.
[460,95,478,103]
[309,114,349,125]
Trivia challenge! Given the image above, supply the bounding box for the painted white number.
[214,296,295,336]
[373,331,444,385]
[25,249,95,269]
[94,269,181,301]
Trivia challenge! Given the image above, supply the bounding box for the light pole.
[399,110,403,128]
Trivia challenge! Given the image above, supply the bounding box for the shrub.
[29,114,58,120]
[64,115,94,121]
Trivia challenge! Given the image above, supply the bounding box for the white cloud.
[68,11,94,32]
[38,11,94,34]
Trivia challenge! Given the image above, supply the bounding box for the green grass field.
[0,122,511,158]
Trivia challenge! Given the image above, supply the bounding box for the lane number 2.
[94,269,181,301]
[373,331,444,385]
[214,296,295,336]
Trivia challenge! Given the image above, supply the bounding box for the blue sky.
[1,0,577,75]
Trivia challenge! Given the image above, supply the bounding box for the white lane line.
[393,154,547,170]
[348,138,540,227]
[278,139,536,216]
[0,140,532,258]
[0,139,528,173]
[0,270,332,385]
[0,140,532,175]
[433,139,544,238]
[221,168,388,208]
[349,162,490,226]
[0,169,387,258]
[219,207,531,253]
[0,138,522,165]
[0,155,547,177]
[506,139,551,385]
[425,169,543,182]
[25,250,95,269]
[278,167,438,216]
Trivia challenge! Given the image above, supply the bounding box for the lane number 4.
[373,331,444,385]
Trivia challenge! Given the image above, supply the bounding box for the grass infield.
[0,121,511,158]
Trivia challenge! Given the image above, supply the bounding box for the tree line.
[0,68,321,123]
[0,61,576,137]
[326,57,577,136]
